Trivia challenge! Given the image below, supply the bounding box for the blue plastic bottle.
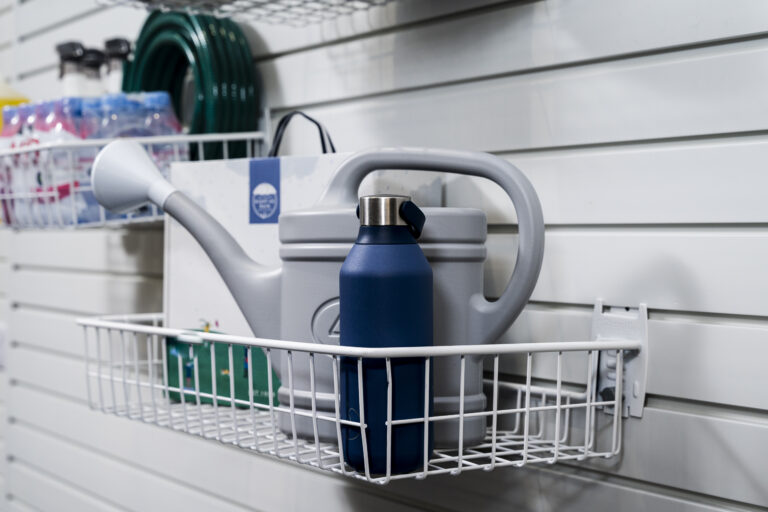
[143,91,186,177]
[80,97,102,139]
[98,94,153,221]
[340,195,433,475]
[76,96,109,223]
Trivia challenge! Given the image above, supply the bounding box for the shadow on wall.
[382,463,609,512]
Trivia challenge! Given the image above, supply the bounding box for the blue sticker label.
[249,159,280,224]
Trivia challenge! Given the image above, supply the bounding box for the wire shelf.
[0,131,265,230]
[101,0,395,26]
[78,312,642,484]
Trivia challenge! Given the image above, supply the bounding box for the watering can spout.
[92,140,282,339]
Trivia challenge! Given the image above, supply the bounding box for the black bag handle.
[268,110,336,157]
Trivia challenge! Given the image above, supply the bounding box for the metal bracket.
[592,300,648,418]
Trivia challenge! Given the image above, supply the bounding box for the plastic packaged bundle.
[2,90,193,226]
[11,103,37,225]
[0,105,20,224]
[49,97,98,225]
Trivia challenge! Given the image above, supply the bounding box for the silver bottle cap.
[358,195,410,227]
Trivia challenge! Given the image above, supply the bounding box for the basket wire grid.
[0,132,265,229]
[101,0,394,25]
[79,313,638,484]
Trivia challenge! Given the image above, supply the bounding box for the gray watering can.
[92,142,545,448]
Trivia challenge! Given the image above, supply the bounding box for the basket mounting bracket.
[592,300,648,418]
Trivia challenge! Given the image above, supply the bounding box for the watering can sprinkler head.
[91,139,283,341]
[92,139,177,214]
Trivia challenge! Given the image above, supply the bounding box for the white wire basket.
[0,131,265,229]
[78,309,645,484]
[101,0,394,25]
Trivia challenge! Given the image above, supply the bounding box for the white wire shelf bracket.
[99,0,395,26]
[0,131,266,230]
[77,302,648,484]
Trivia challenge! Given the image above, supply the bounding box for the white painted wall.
[0,0,767,511]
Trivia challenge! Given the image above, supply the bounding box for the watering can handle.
[318,148,545,344]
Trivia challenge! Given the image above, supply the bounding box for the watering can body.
[91,144,545,448]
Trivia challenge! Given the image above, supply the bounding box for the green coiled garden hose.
[124,12,259,159]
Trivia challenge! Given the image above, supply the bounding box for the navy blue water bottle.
[340,195,433,475]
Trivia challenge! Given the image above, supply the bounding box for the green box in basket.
[166,332,280,408]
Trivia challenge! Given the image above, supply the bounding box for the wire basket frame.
[78,313,640,484]
[100,0,394,26]
[0,132,265,230]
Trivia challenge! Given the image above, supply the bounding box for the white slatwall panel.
[7,498,37,512]
[260,0,768,110]
[0,0,14,69]
[244,0,509,57]
[9,68,56,104]
[15,0,101,38]
[271,37,768,155]
[484,230,768,315]
[249,1,768,509]
[8,426,255,512]
[0,0,146,100]
[0,230,10,324]
[7,384,739,512]
[1,1,767,511]
[15,7,146,80]
[7,460,122,512]
[0,227,10,512]
[447,136,768,225]
[4,227,169,511]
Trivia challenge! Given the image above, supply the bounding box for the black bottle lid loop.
[399,201,426,239]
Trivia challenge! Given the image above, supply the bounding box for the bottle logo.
[311,297,340,345]
[249,158,280,224]
[251,182,278,220]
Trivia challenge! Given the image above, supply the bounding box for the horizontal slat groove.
[17,6,104,42]
[12,341,82,362]
[16,63,56,81]
[523,301,768,327]
[489,224,768,233]
[7,496,41,512]
[522,224,768,231]
[646,395,768,427]
[13,265,163,279]
[491,129,768,156]
[10,303,122,318]
[10,380,87,407]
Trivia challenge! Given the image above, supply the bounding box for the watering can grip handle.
[318,148,545,344]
